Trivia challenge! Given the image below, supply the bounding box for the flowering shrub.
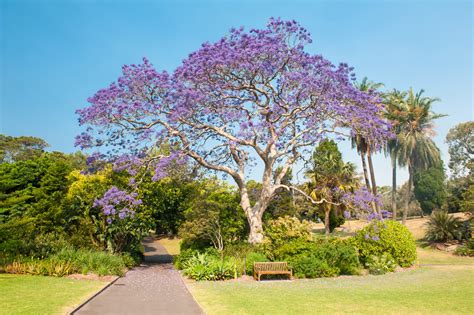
[93,187,150,253]
[354,220,417,267]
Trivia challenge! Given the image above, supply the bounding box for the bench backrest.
[254,262,288,272]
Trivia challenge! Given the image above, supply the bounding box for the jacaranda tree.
[76,18,392,243]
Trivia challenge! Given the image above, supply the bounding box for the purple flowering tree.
[76,18,392,243]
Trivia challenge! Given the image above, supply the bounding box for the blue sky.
[1,0,472,186]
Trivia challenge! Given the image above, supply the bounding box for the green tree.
[446,121,474,178]
[0,135,49,163]
[413,162,447,214]
[138,176,197,235]
[306,140,359,235]
[179,179,247,251]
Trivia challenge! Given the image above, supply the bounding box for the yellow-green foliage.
[263,216,311,259]
[354,220,417,267]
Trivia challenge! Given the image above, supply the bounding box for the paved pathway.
[74,237,203,315]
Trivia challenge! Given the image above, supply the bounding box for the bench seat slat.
[253,262,292,281]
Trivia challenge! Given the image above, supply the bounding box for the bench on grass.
[253,262,292,281]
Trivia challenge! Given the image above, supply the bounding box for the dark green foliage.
[413,162,447,214]
[425,211,465,242]
[179,180,247,251]
[290,255,338,278]
[354,220,417,267]
[270,237,360,278]
[139,176,197,235]
[454,238,474,257]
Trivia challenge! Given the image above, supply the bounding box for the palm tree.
[385,88,445,224]
[384,89,407,220]
[306,140,359,235]
[353,77,384,213]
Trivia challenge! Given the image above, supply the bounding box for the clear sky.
[1,0,473,186]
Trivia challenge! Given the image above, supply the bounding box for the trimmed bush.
[354,220,417,267]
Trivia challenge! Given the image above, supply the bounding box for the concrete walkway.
[74,237,203,315]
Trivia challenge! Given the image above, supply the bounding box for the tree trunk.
[324,208,331,236]
[402,166,412,225]
[367,147,380,213]
[360,152,372,191]
[247,211,264,244]
[391,157,397,221]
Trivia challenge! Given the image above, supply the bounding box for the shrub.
[263,216,311,259]
[354,220,416,267]
[289,255,338,278]
[274,238,360,278]
[425,211,464,242]
[365,253,396,275]
[244,252,269,276]
[182,252,238,281]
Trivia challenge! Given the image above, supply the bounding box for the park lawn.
[188,265,474,314]
[417,246,474,265]
[0,274,107,315]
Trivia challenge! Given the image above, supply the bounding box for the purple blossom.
[76,18,393,219]
[94,186,141,223]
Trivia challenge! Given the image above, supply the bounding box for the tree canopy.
[76,18,392,243]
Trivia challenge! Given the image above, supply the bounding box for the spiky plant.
[425,211,463,242]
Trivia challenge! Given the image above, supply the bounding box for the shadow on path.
[73,237,203,315]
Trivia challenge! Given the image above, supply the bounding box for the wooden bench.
[253,262,292,281]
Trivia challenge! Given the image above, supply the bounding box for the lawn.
[0,274,107,315]
[188,265,474,314]
[184,214,474,314]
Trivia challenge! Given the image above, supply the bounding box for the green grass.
[417,247,474,265]
[0,274,106,315]
[157,237,181,256]
[188,266,474,314]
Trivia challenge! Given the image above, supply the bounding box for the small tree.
[413,162,447,215]
[179,180,247,251]
[76,18,391,243]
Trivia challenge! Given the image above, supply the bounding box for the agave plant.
[425,211,463,242]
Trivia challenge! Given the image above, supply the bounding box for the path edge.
[69,276,120,315]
